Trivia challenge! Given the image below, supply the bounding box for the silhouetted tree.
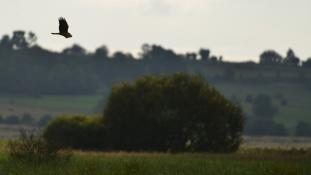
[142,44,179,61]
[26,31,37,47]
[94,45,109,59]
[185,52,197,60]
[112,52,134,61]
[283,49,300,66]
[140,44,152,59]
[62,44,86,56]
[11,31,29,50]
[199,48,210,61]
[0,35,12,50]
[210,56,218,63]
[259,50,283,65]
[219,56,223,62]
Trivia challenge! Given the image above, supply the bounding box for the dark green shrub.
[104,73,244,152]
[43,115,106,150]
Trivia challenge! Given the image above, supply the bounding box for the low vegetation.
[0,148,310,175]
[7,129,65,162]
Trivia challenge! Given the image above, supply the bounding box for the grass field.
[215,83,311,131]
[0,149,310,175]
[1,133,311,175]
[0,65,311,137]
[0,81,310,137]
[1,83,311,126]
[0,95,102,117]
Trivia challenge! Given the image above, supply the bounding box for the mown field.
[0,148,310,175]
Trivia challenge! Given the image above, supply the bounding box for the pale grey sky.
[1,0,310,61]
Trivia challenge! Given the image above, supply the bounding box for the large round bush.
[104,73,244,152]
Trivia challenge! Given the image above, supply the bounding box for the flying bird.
[51,17,72,38]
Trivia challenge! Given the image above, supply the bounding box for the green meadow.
[1,81,310,131]
[216,83,311,130]
[0,148,310,175]
[0,64,311,138]
[0,95,102,117]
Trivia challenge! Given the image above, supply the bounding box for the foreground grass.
[1,149,311,175]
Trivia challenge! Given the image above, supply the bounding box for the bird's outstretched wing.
[59,17,69,33]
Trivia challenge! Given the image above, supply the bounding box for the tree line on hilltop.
[1,30,311,96]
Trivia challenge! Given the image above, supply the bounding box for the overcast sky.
[1,0,310,61]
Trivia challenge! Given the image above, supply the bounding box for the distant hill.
[0,30,311,136]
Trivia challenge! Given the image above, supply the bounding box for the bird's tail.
[51,33,60,35]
